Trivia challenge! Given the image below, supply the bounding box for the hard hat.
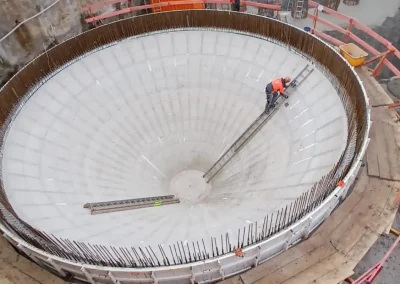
[285,77,291,83]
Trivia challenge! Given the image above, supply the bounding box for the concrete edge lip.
[0,10,369,280]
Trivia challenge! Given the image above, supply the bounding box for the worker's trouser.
[265,84,279,111]
[231,0,240,11]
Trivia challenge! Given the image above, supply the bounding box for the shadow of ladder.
[202,64,314,183]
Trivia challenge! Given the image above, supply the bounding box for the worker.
[265,76,291,112]
[231,0,240,11]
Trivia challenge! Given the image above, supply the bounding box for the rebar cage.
[0,9,369,282]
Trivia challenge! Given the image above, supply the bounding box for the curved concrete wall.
[0,10,369,284]
[2,30,347,249]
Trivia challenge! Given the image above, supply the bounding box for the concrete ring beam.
[0,10,369,281]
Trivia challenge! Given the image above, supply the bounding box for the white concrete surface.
[1,30,347,250]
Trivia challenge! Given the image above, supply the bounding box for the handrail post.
[345,18,353,43]
[312,8,318,30]
[372,49,394,77]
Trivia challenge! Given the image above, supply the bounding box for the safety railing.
[81,0,400,79]
[307,0,400,78]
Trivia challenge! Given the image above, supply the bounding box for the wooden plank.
[330,223,367,255]
[313,266,354,284]
[0,236,64,284]
[356,68,393,106]
[0,276,14,284]
[343,228,380,267]
[280,253,345,284]
[381,182,400,234]
[0,237,19,264]
[366,123,381,177]
[315,192,363,237]
[374,122,392,180]
[382,122,400,181]
[0,259,57,284]
[359,68,400,181]
[253,244,337,284]
[371,106,400,127]
[222,276,244,284]
[351,167,371,196]
[358,181,396,233]
[329,178,393,252]
[239,235,326,284]
[313,230,380,284]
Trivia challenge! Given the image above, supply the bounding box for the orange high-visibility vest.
[271,78,285,93]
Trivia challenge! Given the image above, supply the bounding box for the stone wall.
[0,0,86,66]
[0,0,146,85]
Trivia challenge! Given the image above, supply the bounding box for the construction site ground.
[0,69,399,284]
[0,235,65,284]
[352,211,400,283]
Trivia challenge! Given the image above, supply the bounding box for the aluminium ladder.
[83,195,180,215]
[295,0,305,19]
[288,0,306,19]
[202,64,314,183]
[152,0,162,13]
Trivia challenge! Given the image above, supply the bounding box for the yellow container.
[339,43,368,67]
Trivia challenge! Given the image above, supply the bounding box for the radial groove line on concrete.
[203,64,314,183]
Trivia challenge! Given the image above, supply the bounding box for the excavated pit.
[1,30,347,249]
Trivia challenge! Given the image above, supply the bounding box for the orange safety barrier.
[150,0,204,13]
[82,0,281,24]
[307,0,400,78]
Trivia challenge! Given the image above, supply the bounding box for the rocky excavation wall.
[0,0,143,85]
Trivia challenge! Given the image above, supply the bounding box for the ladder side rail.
[206,106,279,182]
[92,201,180,212]
[83,195,176,208]
[232,110,277,152]
[203,113,265,178]
[205,151,239,182]
[91,199,181,215]
[292,69,314,89]
[93,198,180,210]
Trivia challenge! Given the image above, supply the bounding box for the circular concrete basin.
[1,30,347,250]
